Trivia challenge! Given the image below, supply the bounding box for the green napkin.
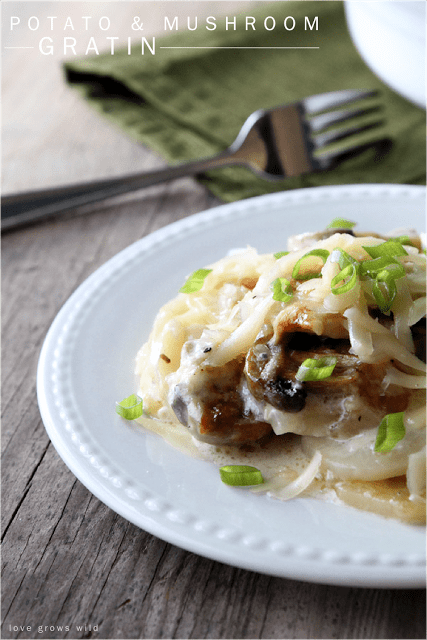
[64,1,426,202]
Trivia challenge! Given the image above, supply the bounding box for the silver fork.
[2,89,388,231]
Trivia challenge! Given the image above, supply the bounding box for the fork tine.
[313,119,385,149]
[302,89,379,115]
[316,137,393,171]
[309,105,382,133]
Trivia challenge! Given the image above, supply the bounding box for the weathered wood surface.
[2,3,426,639]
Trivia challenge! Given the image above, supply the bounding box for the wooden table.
[2,2,425,638]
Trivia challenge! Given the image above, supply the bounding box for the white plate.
[37,184,426,588]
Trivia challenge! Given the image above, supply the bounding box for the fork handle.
[1,150,235,230]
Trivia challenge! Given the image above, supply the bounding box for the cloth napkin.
[64,1,426,202]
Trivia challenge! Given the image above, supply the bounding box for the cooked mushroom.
[169,356,272,445]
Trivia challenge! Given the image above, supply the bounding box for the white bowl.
[345,1,426,109]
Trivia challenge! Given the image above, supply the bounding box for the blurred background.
[2,0,425,207]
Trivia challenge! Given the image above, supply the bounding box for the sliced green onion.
[330,247,358,269]
[371,265,404,312]
[116,394,143,420]
[374,412,406,452]
[219,465,264,486]
[379,262,406,281]
[370,263,406,312]
[179,268,212,293]
[331,263,359,295]
[372,277,396,313]
[363,240,408,260]
[271,277,293,302]
[391,235,414,247]
[359,255,399,279]
[274,251,289,259]
[327,218,356,229]
[292,249,330,281]
[295,356,337,382]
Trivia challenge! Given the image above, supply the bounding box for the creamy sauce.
[137,415,202,459]
[136,416,426,525]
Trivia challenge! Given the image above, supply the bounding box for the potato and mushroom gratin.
[135,221,426,523]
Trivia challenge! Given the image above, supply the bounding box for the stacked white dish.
[345,1,426,109]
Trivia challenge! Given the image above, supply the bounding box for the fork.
[2,89,388,231]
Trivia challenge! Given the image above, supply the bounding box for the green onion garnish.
[219,465,264,486]
[391,235,414,247]
[331,263,359,295]
[295,356,337,382]
[327,218,356,229]
[370,263,406,313]
[179,268,212,293]
[116,394,143,420]
[330,247,358,269]
[372,276,396,313]
[274,251,289,259]
[380,262,406,280]
[271,277,293,302]
[292,249,330,281]
[371,266,404,313]
[363,240,408,260]
[359,255,400,279]
[374,412,406,452]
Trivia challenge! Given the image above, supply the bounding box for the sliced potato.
[335,476,426,525]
